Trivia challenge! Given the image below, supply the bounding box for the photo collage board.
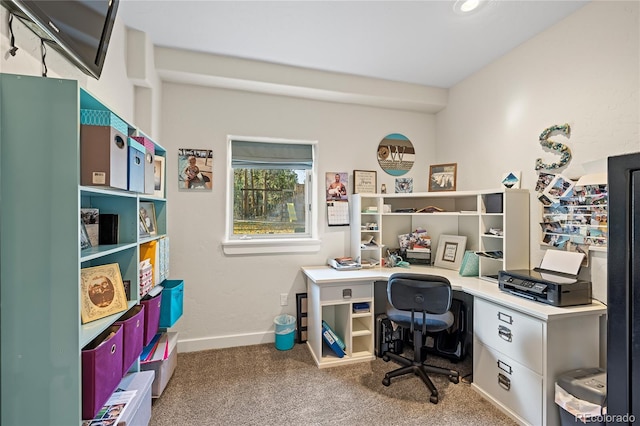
[536,172,607,265]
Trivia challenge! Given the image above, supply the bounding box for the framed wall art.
[377,133,415,176]
[80,263,128,324]
[178,148,213,191]
[353,170,377,194]
[429,163,457,192]
[434,234,467,270]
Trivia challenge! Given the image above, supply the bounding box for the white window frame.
[222,135,320,255]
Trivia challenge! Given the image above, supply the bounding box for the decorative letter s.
[535,123,572,170]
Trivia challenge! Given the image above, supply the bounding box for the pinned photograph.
[178,148,213,190]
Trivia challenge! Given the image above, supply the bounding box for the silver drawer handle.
[498,325,512,342]
[343,289,352,299]
[498,373,511,391]
[497,312,513,324]
[497,360,513,375]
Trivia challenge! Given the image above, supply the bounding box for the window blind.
[231,140,313,169]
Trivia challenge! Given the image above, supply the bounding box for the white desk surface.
[301,265,606,322]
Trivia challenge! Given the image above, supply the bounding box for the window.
[223,136,320,255]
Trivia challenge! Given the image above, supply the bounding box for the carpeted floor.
[149,342,517,426]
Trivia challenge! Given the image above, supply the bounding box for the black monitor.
[2,0,119,79]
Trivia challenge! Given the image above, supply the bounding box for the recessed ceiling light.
[453,0,487,15]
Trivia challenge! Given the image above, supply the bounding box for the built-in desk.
[302,265,606,426]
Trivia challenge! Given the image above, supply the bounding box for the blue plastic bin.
[159,280,184,328]
[274,314,296,350]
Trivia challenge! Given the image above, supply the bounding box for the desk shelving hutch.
[0,73,168,425]
[351,189,530,281]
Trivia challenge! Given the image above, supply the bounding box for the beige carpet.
[149,342,517,426]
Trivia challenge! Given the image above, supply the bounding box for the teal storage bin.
[159,280,184,328]
[274,314,296,351]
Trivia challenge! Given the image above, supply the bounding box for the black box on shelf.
[485,193,503,213]
[99,214,119,245]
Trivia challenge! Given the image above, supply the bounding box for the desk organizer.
[82,325,124,420]
[132,136,156,195]
[159,280,184,328]
[80,109,128,190]
[127,138,145,193]
[141,292,162,346]
[115,305,145,376]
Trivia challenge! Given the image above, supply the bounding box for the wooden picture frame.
[154,155,165,198]
[434,234,467,270]
[80,263,129,324]
[139,201,157,236]
[429,163,457,192]
[353,170,377,194]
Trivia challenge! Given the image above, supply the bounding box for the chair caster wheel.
[430,395,439,404]
[382,355,390,362]
[382,377,390,387]
[449,375,459,384]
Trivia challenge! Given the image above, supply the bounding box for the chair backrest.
[387,273,452,315]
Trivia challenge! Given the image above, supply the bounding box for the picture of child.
[178,148,213,190]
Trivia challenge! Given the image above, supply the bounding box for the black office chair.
[381,273,460,404]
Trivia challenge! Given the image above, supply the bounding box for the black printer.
[498,269,592,307]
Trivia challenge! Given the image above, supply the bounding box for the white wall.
[160,83,435,351]
[2,1,637,355]
[436,0,639,271]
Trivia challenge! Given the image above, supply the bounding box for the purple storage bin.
[141,292,162,346]
[82,325,124,420]
[115,304,145,376]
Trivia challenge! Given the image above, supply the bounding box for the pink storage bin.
[115,304,145,376]
[82,325,124,420]
[141,292,162,346]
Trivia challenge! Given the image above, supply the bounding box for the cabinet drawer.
[474,298,543,374]
[474,342,543,426]
[320,282,372,303]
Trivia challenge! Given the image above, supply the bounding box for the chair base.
[381,330,460,404]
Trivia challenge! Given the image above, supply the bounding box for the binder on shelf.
[98,213,119,245]
[322,320,346,357]
[322,325,345,358]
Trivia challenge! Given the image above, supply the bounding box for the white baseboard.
[176,331,275,353]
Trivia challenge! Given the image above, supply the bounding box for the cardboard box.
[80,110,129,190]
[141,332,179,397]
[117,371,155,426]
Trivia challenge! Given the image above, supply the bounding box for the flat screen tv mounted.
[2,0,119,79]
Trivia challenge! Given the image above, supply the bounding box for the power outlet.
[280,293,288,306]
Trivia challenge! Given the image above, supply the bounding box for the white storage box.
[117,370,155,426]
[140,332,179,397]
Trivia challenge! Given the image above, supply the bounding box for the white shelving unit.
[306,279,375,368]
[1,73,168,425]
[351,189,530,281]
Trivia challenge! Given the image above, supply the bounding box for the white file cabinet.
[472,297,601,426]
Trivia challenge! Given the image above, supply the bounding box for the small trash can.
[274,314,296,351]
[555,367,606,425]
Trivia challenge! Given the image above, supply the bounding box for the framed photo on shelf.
[80,263,129,324]
[139,201,157,236]
[434,234,467,270]
[429,163,457,192]
[154,155,165,198]
[353,170,377,194]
